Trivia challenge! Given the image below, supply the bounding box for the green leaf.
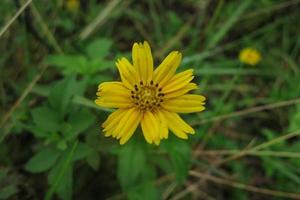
[47,55,88,75]
[151,156,172,174]
[25,147,61,173]
[120,162,158,200]
[117,138,146,190]
[86,150,100,170]
[31,106,60,133]
[26,125,48,138]
[86,38,112,59]
[89,59,114,73]
[127,179,158,200]
[67,108,96,137]
[0,185,18,200]
[57,140,68,151]
[162,136,191,183]
[72,142,92,161]
[117,137,158,199]
[49,76,77,118]
[90,72,113,84]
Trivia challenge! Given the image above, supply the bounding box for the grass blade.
[207,0,251,49]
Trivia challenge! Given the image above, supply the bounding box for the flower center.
[131,80,164,111]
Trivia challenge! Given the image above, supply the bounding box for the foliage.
[1,0,300,199]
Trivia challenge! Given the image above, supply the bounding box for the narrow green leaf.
[48,163,73,200]
[263,157,300,185]
[73,95,113,112]
[207,0,251,49]
[45,141,78,200]
[288,104,300,131]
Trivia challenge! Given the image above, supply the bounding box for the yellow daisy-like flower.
[65,0,80,13]
[239,48,262,66]
[95,41,206,145]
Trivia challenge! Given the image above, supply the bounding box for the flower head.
[239,48,262,66]
[95,41,206,145]
[66,0,80,13]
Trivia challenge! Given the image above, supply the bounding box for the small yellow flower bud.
[239,48,262,66]
[66,0,80,13]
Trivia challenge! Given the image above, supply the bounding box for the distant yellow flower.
[239,48,262,66]
[66,0,80,13]
[95,42,206,145]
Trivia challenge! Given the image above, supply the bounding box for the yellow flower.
[95,41,206,145]
[66,0,80,13]
[239,48,262,66]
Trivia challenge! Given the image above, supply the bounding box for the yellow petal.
[163,69,194,93]
[164,83,198,99]
[154,139,160,146]
[154,110,169,139]
[97,81,130,97]
[119,108,142,144]
[95,81,133,109]
[104,108,135,138]
[116,58,139,90]
[162,94,206,113]
[102,109,128,137]
[161,110,195,139]
[102,109,126,128]
[132,41,153,83]
[141,111,160,144]
[153,51,182,87]
[95,97,132,109]
[143,41,154,82]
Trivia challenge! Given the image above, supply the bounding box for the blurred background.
[1,0,300,199]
